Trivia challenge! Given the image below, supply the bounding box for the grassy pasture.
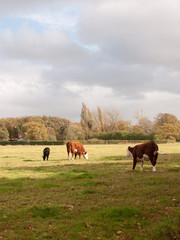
[0,143,179,240]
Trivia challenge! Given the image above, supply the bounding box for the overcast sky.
[0,0,180,123]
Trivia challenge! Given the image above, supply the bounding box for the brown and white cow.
[127,141,159,172]
[66,141,88,160]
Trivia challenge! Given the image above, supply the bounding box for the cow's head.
[83,152,88,159]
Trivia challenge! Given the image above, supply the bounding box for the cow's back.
[73,142,85,153]
[141,142,158,154]
[66,141,85,153]
[44,147,50,155]
[133,141,158,156]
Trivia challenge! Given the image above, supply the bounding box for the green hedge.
[0,141,65,146]
[93,131,155,141]
[82,139,149,144]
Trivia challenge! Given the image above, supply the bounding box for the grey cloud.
[42,57,180,98]
[0,0,180,121]
[77,0,180,66]
[0,29,86,66]
[0,0,102,16]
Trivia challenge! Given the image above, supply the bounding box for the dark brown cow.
[66,141,88,160]
[127,141,159,172]
[43,147,50,161]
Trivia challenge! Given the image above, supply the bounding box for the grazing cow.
[66,141,88,160]
[127,141,159,172]
[43,147,50,161]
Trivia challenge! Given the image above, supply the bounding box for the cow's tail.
[157,151,171,160]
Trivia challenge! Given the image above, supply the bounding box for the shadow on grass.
[23,160,41,162]
[101,155,130,161]
[100,206,142,220]
[27,205,71,219]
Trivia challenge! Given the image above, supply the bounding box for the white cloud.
[0,0,179,121]
[65,83,112,101]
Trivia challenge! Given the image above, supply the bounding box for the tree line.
[0,103,180,143]
[80,103,180,142]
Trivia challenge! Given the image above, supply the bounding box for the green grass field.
[0,143,179,240]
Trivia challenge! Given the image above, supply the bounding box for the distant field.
[0,143,179,240]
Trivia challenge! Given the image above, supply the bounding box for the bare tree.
[104,109,121,132]
[134,109,146,122]
[134,109,152,133]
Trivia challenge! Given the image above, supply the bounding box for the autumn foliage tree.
[0,108,179,142]
[0,116,70,141]
[154,113,180,142]
[155,122,180,142]
[22,121,48,140]
[154,113,179,127]
[65,122,84,141]
[0,129,9,140]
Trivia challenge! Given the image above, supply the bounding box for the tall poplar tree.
[80,103,93,140]
[97,106,104,132]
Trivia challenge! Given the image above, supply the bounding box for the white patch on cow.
[140,162,143,171]
[84,153,88,159]
[127,149,132,157]
[74,149,77,152]
[137,154,149,162]
[152,166,156,172]
[143,154,149,161]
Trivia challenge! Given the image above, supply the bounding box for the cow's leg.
[67,150,70,160]
[133,157,137,170]
[79,153,82,159]
[72,152,75,161]
[152,160,156,172]
[149,154,156,172]
[152,165,156,172]
[140,161,143,171]
[153,152,158,170]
